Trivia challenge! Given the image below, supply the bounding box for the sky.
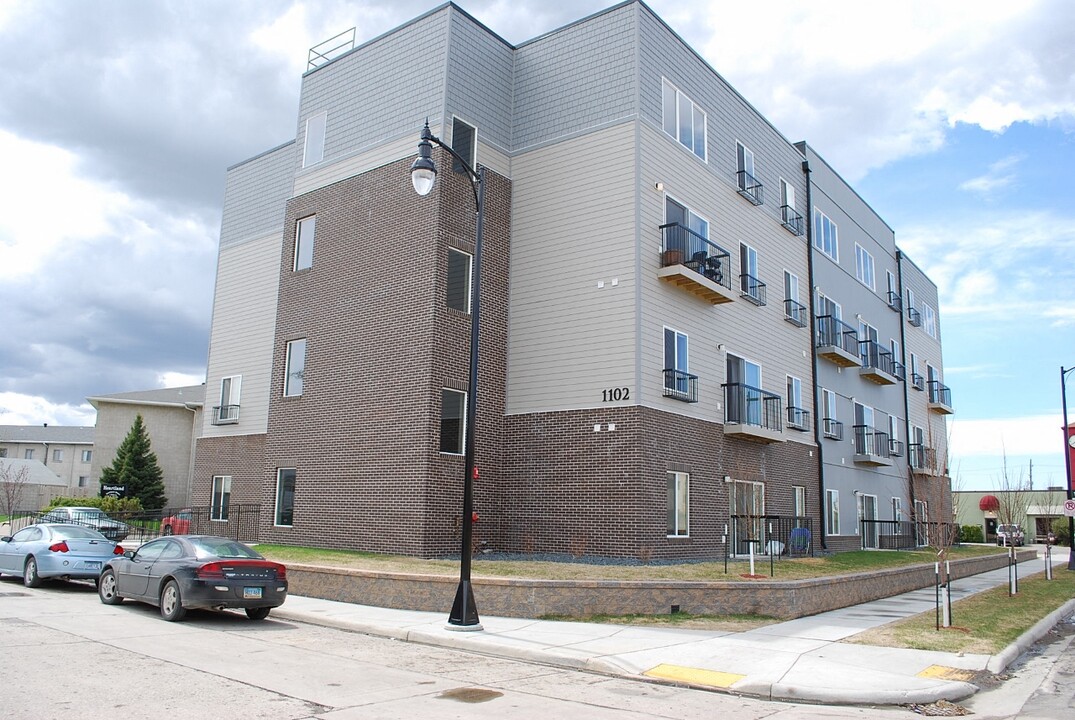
[1,0,1073,491]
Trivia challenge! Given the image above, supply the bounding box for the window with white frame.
[217,375,241,423]
[302,112,327,167]
[284,339,306,396]
[663,327,689,396]
[446,248,472,313]
[78,476,88,488]
[855,243,875,290]
[793,485,806,519]
[784,270,804,324]
[667,471,689,537]
[736,142,761,201]
[821,387,839,437]
[665,196,709,240]
[440,389,466,455]
[905,286,916,311]
[81,449,92,463]
[780,178,796,213]
[211,475,231,521]
[889,413,900,447]
[892,497,903,522]
[451,117,476,173]
[52,449,63,462]
[295,215,315,271]
[813,208,838,261]
[827,489,840,535]
[740,242,762,301]
[24,449,33,460]
[922,303,937,337]
[787,375,805,428]
[275,468,296,527]
[662,79,706,160]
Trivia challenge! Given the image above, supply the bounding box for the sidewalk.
[272,552,1075,707]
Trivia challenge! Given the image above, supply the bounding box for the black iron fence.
[6,504,262,545]
[659,222,732,289]
[723,382,783,432]
[816,314,859,355]
[730,514,814,557]
[860,519,961,550]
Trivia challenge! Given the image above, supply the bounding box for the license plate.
[243,587,263,599]
[86,561,101,570]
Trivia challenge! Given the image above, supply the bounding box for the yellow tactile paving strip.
[644,663,746,688]
[916,665,977,682]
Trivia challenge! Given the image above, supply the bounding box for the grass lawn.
[844,570,1075,654]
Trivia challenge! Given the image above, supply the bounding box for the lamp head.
[411,121,437,196]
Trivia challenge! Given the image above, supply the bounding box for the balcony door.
[727,354,762,425]
[859,493,879,549]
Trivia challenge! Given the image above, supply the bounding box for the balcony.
[658,223,736,304]
[786,406,810,432]
[859,341,899,385]
[907,307,922,327]
[822,417,844,440]
[909,443,939,475]
[781,205,804,236]
[815,315,861,368]
[927,380,954,414]
[911,372,925,391]
[784,299,807,327]
[663,369,699,403]
[887,290,903,313]
[212,405,240,425]
[853,426,893,466]
[736,170,763,205]
[740,273,767,306]
[723,383,784,443]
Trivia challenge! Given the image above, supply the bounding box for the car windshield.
[70,509,107,519]
[51,526,109,540]
[189,538,263,560]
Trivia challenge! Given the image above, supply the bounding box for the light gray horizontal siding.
[220,142,295,250]
[445,10,514,153]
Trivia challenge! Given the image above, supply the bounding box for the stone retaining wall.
[286,551,1033,620]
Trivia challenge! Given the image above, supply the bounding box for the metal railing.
[659,223,732,290]
[887,290,903,312]
[662,368,699,403]
[888,439,905,457]
[907,307,922,327]
[786,406,810,431]
[909,443,938,472]
[928,380,952,407]
[816,315,859,355]
[212,404,240,425]
[911,372,926,391]
[730,515,814,557]
[308,28,356,70]
[11,504,263,544]
[780,205,804,235]
[891,360,906,381]
[859,340,896,376]
[853,425,890,457]
[736,170,764,205]
[784,298,807,327]
[723,383,783,432]
[822,417,844,440]
[740,273,767,305]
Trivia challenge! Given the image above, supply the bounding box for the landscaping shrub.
[960,524,984,543]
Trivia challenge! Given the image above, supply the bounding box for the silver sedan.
[0,523,124,587]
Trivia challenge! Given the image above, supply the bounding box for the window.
[827,489,840,535]
[787,375,804,428]
[855,243,875,290]
[284,339,306,396]
[663,327,689,396]
[793,485,806,519]
[440,389,466,455]
[813,208,838,261]
[451,117,476,174]
[889,413,900,446]
[81,449,92,463]
[275,468,296,527]
[662,79,706,160]
[295,215,315,271]
[78,476,88,488]
[667,472,689,536]
[211,475,231,521]
[905,286,915,311]
[784,270,799,304]
[217,375,241,423]
[665,196,709,242]
[24,449,33,460]
[784,270,804,324]
[302,112,326,167]
[0,448,6,458]
[822,388,838,429]
[52,449,63,462]
[735,142,762,203]
[446,248,472,313]
[816,289,842,321]
[887,271,898,302]
[922,303,937,337]
[892,497,903,522]
[739,242,763,303]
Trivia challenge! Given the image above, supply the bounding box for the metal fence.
[5,504,262,545]
[859,519,961,550]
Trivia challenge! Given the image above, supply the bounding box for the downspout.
[896,250,916,522]
[183,403,199,508]
[802,158,826,550]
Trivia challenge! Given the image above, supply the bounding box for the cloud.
[959,155,1023,195]
[949,414,1066,458]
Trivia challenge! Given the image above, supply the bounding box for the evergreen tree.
[100,414,167,509]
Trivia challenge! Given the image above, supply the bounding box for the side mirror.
[1,536,12,543]
[124,550,136,559]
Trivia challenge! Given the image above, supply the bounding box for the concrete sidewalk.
[272,552,1075,707]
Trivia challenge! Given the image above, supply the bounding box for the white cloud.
[949,414,1066,458]
[959,155,1023,194]
[0,392,95,427]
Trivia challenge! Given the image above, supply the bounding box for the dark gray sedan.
[98,535,287,621]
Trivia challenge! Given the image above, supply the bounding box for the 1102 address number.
[602,387,630,402]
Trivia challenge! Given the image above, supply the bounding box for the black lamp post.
[411,120,484,628]
[1061,366,1075,571]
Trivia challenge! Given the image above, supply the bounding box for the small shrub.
[45,496,144,514]
[1050,517,1071,545]
[960,525,984,543]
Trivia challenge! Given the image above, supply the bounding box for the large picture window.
[211,475,231,521]
[440,389,466,455]
[285,339,306,396]
[667,471,689,537]
[662,79,706,160]
[275,469,296,527]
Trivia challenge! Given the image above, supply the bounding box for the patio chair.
[788,527,811,557]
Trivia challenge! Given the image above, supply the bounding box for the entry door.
[859,494,879,549]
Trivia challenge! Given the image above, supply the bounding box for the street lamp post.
[411,121,484,628]
[1062,366,1075,571]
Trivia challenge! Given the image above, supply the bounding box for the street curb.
[986,598,1075,674]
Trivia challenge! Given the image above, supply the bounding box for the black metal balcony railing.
[740,273,767,305]
[723,382,783,432]
[853,425,891,457]
[928,380,952,407]
[736,169,764,205]
[887,290,903,313]
[907,306,922,327]
[822,417,844,440]
[815,315,859,355]
[909,443,938,472]
[659,223,732,290]
[891,360,906,382]
[784,298,807,327]
[888,439,905,457]
[786,406,810,431]
[780,205,804,235]
[663,368,699,403]
[859,340,896,376]
[212,405,240,425]
[911,372,925,391]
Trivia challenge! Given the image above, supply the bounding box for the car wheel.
[163,525,173,536]
[160,579,186,622]
[98,569,123,605]
[245,607,271,621]
[23,556,43,588]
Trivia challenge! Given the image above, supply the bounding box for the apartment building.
[0,425,95,496]
[195,1,951,560]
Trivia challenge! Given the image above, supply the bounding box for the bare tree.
[0,460,31,520]
[994,448,1032,547]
